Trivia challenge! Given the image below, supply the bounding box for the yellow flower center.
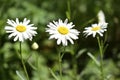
[91,26,101,31]
[16,25,26,32]
[58,26,69,35]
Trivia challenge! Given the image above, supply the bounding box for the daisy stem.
[66,0,71,20]
[97,37,104,80]
[59,46,66,80]
[19,42,29,80]
[59,51,62,80]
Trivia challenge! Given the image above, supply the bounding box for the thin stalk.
[58,46,66,80]
[19,42,29,80]
[36,52,41,80]
[73,57,77,80]
[61,47,66,59]
[59,51,62,80]
[97,37,104,80]
[67,0,71,20]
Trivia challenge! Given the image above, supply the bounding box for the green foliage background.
[0,0,120,80]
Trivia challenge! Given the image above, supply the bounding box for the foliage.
[0,0,120,80]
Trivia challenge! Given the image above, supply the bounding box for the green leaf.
[76,49,87,58]
[49,68,59,80]
[87,52,100,66]
[16,70,25,80]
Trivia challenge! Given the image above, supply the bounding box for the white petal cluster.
[83,10,108,37]
[5,18,37,42]
[83,23,108,37]
[46,19,80,46]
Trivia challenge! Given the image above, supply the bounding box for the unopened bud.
[32,42,39,50]
[98,10,106,23]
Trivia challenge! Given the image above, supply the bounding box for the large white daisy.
[46,19,80,46]
[5,18,37,42]
[83,22,108,37]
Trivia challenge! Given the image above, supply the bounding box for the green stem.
[73,58,77,80]
[67,0,71,20]
[36,52,41,79]
[59,52,62,80]
[97,37,104,80]
[58,46,66,80]
[19,42,29,80]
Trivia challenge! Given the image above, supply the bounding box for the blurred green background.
[0,0,120,80]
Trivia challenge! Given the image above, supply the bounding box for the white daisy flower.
[5,18,37,42]
[46,19,80,46]
[83,23,108,37]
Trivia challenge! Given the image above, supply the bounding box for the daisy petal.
[5,18,37,42]
[46,19,80,46]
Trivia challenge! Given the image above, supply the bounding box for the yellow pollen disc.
[91,26,101,31]
[16,25,26,32]
[58,26,69,35]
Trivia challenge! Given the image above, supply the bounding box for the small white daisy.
[5,18,37,42]
[46,19,80,46]
[83,23,108,37]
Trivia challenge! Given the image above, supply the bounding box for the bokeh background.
[0,0,120,80]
